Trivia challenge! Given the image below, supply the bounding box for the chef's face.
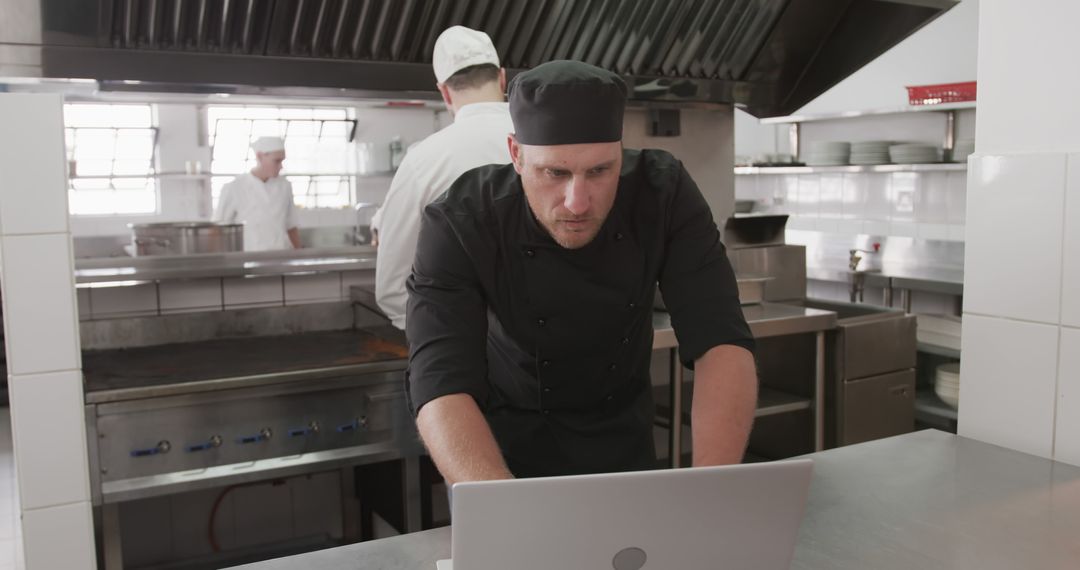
[509,136,621,250]
[256,150,286,178]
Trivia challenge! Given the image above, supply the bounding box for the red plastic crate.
[906,81,977,106]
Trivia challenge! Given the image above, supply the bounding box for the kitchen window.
[64,103,158,216]
[206,105,358,209]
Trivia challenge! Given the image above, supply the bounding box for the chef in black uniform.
[405,60,757,484]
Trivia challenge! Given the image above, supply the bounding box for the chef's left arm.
[285,181,301,249]
[658,161,757,467]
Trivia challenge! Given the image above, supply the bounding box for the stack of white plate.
[849,141,892,165]
[952,139,975,163]
[803,141,850,166]
[890,143,940,164]
[935,362,960,409]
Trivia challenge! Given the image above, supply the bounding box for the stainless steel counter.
[807,264,964,296]
[74,245,376,284]
[652,302,837,349]
[229,430,1080,570]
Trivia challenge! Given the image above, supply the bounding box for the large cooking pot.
[129,222,244,256]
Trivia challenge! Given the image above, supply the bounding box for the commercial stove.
[80,316,423,569]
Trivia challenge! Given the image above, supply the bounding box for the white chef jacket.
[375,101,513,329]
[213,172,300,251]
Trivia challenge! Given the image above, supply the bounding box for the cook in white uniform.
[374,26,514,329]
[213,136,302,251]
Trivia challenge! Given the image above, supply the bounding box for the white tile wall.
[284,273,343,305]
[864,173,892,223]
[223,276,284,309]
[840,173,865,220]
[965,154,1066,324]
[89,283,159,318]
[863,220,890,236]
[976,1,1080,155]
[889,221,919,238]
[958,314,1059,459]
[21,502,97,570]
[1062,154,1080,328]
[0,234,80,375]
[8,371,92,510]
[1055,327,1080,467]
[745,169,968,242]
[889,172,917,223]
[946,171,967,225]
[159,279,223,314]
[797,174,820,218]
[916,172,950,224]
[919,223,951,241]
[948,224,966,242]
[0,94,69,236]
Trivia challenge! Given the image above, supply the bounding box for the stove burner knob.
[186,436,223,452]
[289,422,320,438]
[337,417,368,433]
[131,440,171,458]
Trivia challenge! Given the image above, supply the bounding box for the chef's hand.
[371,228,379,248]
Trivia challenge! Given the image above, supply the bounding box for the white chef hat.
[250,136,285,154]
[432,26,500,84]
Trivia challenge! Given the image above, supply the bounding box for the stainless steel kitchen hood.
[4,0,958,116]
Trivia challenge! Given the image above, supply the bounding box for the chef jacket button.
[627,302,636,309]
[615,232,624,241]
[543,387,552,393]
[621,337,630,345]
[606,395,615,401]
[542,409,551,415]
[524,248,536,258]
[608,363,617,372]
[541,359,551,368]
[537,318,547,327]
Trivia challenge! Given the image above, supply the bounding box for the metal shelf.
[917,340,962,359]
[655,384,810,426]
[760,101,976,125]
[915,388,958,422]
[735,163,967,175]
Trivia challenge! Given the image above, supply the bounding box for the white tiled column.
[0,94,98,568]
[958,1,1080,465]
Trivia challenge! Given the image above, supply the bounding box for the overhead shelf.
[735,163,967,175]
[759,102,976,125]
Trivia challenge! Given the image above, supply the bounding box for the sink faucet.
[848,243,881,271]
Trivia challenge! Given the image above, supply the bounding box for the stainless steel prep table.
[653,303,838,464]
[227,430,1080,570]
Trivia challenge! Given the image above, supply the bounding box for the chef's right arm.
[405,206,513,484]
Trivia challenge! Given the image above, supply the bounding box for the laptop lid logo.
[612,547,647,569]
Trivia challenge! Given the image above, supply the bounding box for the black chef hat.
[508,60,627,146]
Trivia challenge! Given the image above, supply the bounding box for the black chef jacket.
[405,148,754,478]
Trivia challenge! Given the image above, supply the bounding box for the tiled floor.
[0,408,25,570]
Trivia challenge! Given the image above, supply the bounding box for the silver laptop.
[437,459,813,570]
